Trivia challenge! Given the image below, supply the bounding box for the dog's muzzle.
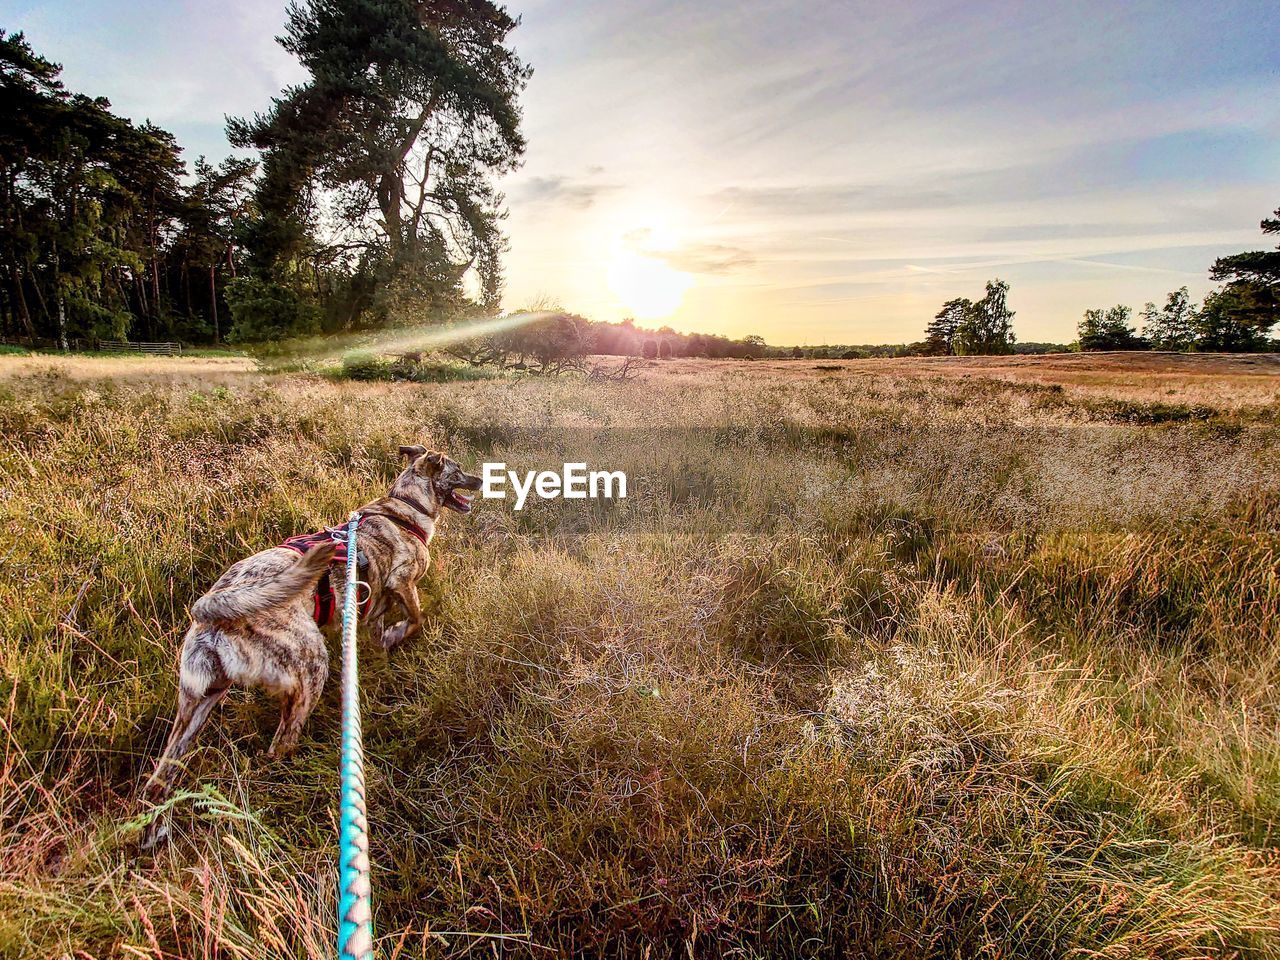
[443,474,483,514]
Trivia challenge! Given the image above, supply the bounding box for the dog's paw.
[380,622,408,651]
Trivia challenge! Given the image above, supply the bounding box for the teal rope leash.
[337,512,374,960]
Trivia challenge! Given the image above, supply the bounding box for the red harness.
[279,511,431,626]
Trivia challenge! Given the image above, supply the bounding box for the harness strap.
[279,511,430,627]
[360,505,432,546]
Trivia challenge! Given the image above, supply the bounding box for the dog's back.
[192,543,336,624]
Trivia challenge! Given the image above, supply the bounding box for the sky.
[6,0,1278,344]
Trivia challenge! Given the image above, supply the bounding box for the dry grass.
[0,353,1277,957]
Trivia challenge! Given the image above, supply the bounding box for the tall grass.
[0,357,1277,956]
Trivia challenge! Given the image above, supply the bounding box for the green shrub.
[334,353,499,383]
[224,277,321,343]
[339,351,390,381]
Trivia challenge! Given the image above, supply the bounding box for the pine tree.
[924,298,969,355]
[0,31,186,344]
[229,0,532,328]
[1205,206,1280,348]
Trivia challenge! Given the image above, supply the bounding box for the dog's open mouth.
[444,489,474,513]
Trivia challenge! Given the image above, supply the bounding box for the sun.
[607,249,693,320]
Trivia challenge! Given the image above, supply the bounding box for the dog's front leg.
[380,584,423,651]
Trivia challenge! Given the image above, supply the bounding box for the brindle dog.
[140,447,480,844]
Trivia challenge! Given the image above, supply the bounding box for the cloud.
[515,175,618,210]
[621,229,755,275]
[710,183,965,218]
[659,243,756,275]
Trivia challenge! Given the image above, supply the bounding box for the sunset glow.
[607,248,694,320]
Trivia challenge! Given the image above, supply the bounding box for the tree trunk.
[135,274,149,331]
[209,264,219,343]
[56,295,68,351]
[151,254,162,334]
[377,173,404,256]
[8,264,35,338]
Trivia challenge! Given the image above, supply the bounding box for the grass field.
[1,351,1278,957]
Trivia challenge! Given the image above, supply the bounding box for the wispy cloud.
[516,174,619,210]
[622,228,755,275]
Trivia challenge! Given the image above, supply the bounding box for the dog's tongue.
[450,490,473,513]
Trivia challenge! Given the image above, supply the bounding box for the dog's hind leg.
[267,689,313,759]
[139,685,229,850]
[266,632,328,759]
[144,684,230,802]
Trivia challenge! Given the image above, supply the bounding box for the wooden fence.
[96,340,183,356]
[0,337,183,356]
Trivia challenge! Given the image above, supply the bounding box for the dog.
[140,446,481,842]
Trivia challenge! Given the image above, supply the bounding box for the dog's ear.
[399,444,428,463]
[410,449,445,476]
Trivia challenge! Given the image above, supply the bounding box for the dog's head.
[395,445,483,515]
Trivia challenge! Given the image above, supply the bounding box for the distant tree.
[1140,287,1199,351]
[791,345,804,359]
[924,298,970,355]
[741,334,767,359]
[1205,206,1280,348]
[954,280,1016,355]
[1196,286,1276,352]
[658,338,672,359]
[1210,207,1280,291]
[642,338,658,360]
[1078,305,1144,351]
[505,311,593,374]
[590,316,640,356]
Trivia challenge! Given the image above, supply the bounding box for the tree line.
[0,0,528,347]
[442,311,773,372]
[0,31,256,346]
[1075,211,1279,351]
[918,211,1279,356]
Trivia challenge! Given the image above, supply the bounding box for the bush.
[340,352,389,381]
[336,353,499,383]
[224,278,321,343]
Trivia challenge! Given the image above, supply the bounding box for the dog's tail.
[191,543,337,624]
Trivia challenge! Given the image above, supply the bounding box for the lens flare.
[278,312,557,362]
